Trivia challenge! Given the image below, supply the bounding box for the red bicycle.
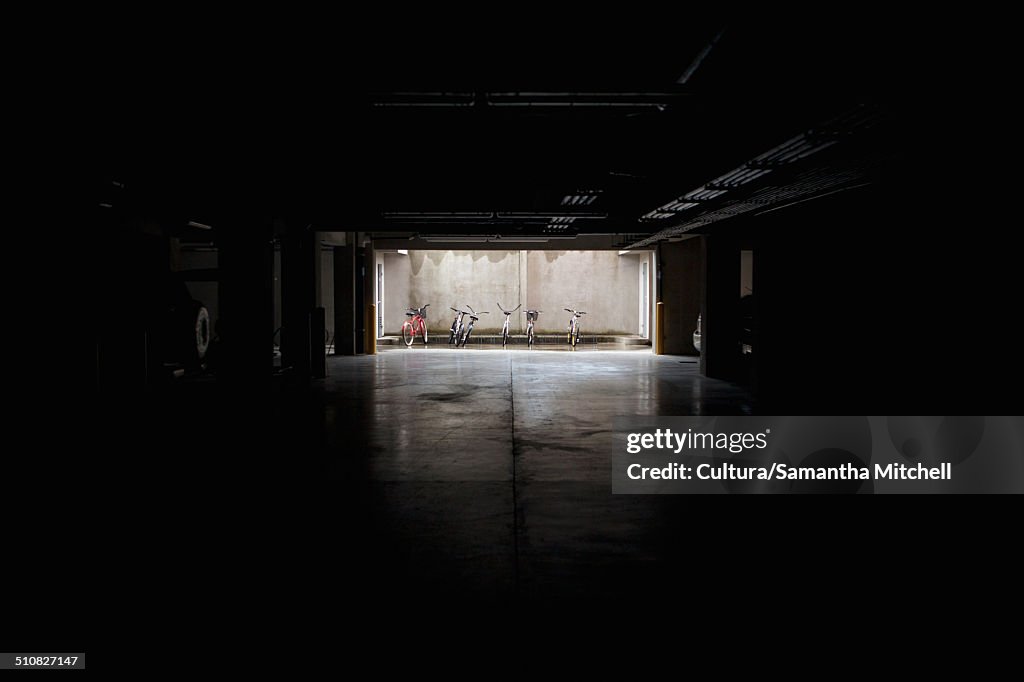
[402,304,430,347]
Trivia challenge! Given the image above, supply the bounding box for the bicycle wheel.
[503,328,508,348]
[528,327,534,348]
[422,324,429,345]
[461,328,472,347]
[574,327,581,347]
[402,323,415,347]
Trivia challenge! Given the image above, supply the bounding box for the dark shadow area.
[12,14,1020,656]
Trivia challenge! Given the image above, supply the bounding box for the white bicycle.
[524,309,542,348]
[565,308,586,348]
[458,305,488,347]
[496,302,521,348]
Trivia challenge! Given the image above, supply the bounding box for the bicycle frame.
[448,307,466,345]
[402,304,430,347]
[524,309,541,348]
[497,302,521,348]
[458,305,488,347]
[564,308,586,348]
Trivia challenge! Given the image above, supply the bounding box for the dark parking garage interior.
[11,15,1023,659]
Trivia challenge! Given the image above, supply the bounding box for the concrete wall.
[269,246,334,344]
[180,248,219,332]
[526,251,639,334]
[273,248,281,337]
[381,250,641,335]
[659,239,702,355]
[740,250,753,296]
[321,247,334,341]
[382,252,410,331]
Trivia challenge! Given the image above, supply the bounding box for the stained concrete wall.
[381,250,640,335]
[526,251,639,334]
[382,253,411,332]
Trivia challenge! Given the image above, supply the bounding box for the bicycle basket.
[526,311,539,321]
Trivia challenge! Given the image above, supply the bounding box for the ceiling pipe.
[677,27,727,85]
[372,92,687,108]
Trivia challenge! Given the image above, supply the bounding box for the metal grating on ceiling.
[543,190,603,233]
[625,105,886,248]
[638,105,882,223]
[626,162,879,248]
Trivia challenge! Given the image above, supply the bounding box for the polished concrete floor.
[323,347,753,604]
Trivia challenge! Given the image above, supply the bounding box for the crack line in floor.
[509,354,519,594]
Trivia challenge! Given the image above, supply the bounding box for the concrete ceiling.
[95,19,909,246]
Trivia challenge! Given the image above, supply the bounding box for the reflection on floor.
[323,349,753,604]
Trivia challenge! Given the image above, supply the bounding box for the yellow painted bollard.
[367,304,377,355]
[655,302,665,355]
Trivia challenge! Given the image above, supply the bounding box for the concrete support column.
[362,241,376,352]
[658,238,702,355]
[519,249,529,333]
[354,245,366,354]
[281,224,317,378]
[218,218,274,393]
[700,234,741,380]
[655,302,665,354]
[334,234,356,355]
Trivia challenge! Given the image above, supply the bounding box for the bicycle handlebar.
[497,302,522,314]
[407,304,430,316]
[564,308,587,314]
